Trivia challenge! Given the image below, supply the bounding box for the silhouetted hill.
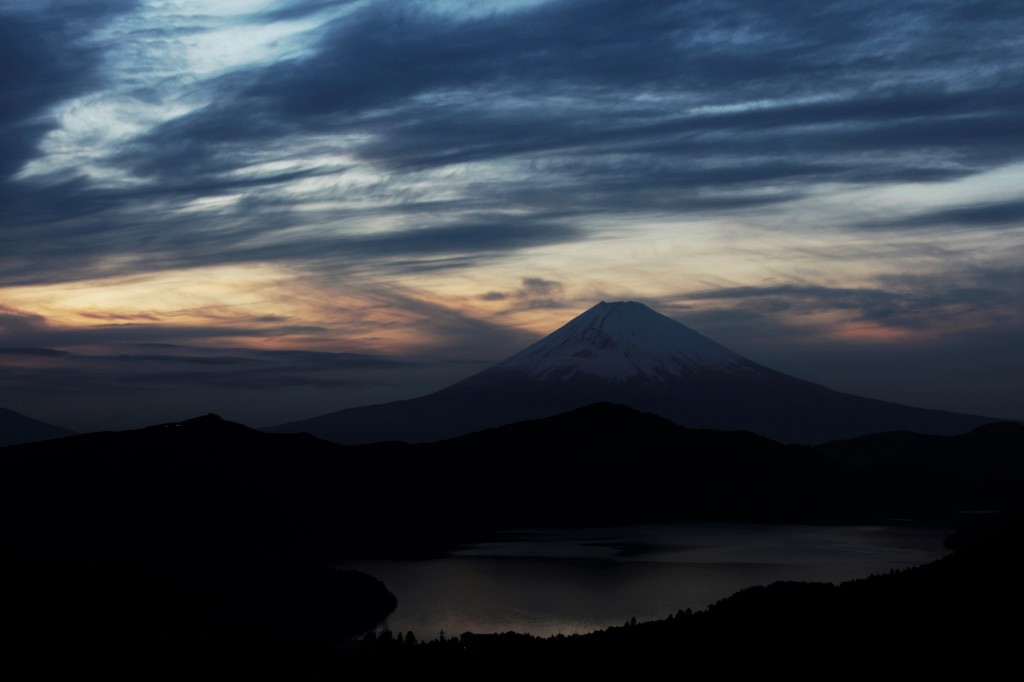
[5,405,1022,570]
[425,404,1020,526]
[271,301,997,444]
[421,403,844,526]
[2,416,399,677]
[0,407,75,446]
[1,413,454,562]
[7,559,397,677]
[817,420,1024,516]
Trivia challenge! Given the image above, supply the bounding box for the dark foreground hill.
[1,414,449,562]
[2,416,399,678]
[4,405,1023,567]
[3,407,1023,676]
[418,403,1024,526]
[7,560,397,679]
[10,518,1022,676]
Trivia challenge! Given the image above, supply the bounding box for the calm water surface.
[343,523,950,638]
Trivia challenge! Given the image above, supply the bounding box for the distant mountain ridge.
[0,408,75,447]
[7,405,1022,562]
[270,301,998,444]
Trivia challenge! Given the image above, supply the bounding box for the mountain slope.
[0,408,75,447]
[271,301,998,444]
[0,413,458,562]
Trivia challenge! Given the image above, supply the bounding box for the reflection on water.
[343,523,950,638]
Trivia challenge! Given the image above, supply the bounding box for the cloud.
[4,0,1024,290]
[0,1,137,176]
[0,306,55,344]
[859,198,1024,230]
[667,261,1024,340]
[0,320,328,349]
[0,346,69,358]
[479,291,509,302]
[96,345,406,390]
[0,208,584,287]
[0,341,427,429]
[2,0,1023,426]
[258,0,362,22]
[129,0,1024,176]
[479,276,568,312]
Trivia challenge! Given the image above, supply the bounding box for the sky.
[1,0,1022,432]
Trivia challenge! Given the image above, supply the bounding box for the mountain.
[0,408,75,447]
[816,421,1024,510]
[421,402,1015,527]
[8,406,1018,564]
[2,416,399,675]
[270,301,998,444]
[1,414,430,562]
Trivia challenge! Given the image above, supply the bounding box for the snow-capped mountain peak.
[492,301,751,382]
[273,299,997,444]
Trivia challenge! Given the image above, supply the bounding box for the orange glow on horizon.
[827,321,924,342]
[0,264,552,356]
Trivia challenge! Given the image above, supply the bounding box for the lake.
[343,523,951,639]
